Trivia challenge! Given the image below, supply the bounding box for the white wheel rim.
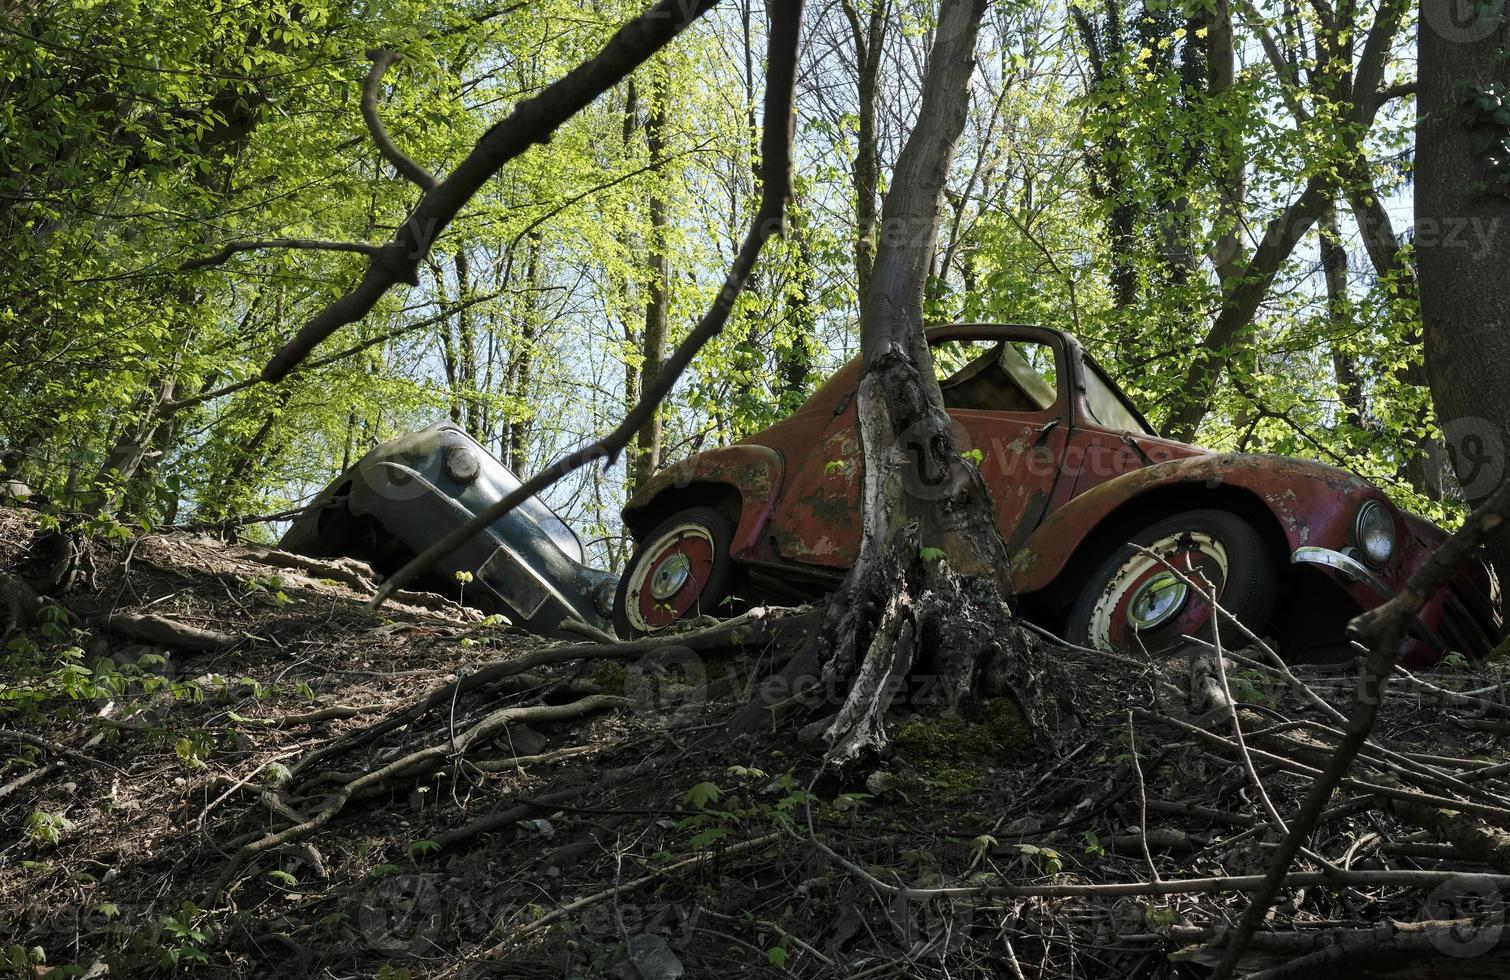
[624,522,714,633]
[1088,531,1229,653]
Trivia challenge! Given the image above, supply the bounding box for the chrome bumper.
[1292,546,1393,599]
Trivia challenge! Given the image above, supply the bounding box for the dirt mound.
[3,505,1510,979]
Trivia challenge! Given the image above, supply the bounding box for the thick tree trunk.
[733,0,1055,764]
[1416,0,1510,577]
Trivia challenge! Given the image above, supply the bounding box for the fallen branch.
[1,729,123,775]
[479,832,781,952]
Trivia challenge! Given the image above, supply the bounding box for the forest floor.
[4,504,1510,979]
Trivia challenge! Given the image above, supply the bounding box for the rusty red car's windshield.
[1082,357,1155,435]
[932,339,1058,414]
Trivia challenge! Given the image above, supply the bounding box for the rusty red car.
[612,324,1502,664]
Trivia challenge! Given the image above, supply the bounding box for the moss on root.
[891,699,1030,800]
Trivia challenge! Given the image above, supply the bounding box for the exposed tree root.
[103,610,238,652]
[289,605,813,781]
[212,694,628,898]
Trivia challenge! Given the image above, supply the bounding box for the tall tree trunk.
[455,249,482,439]
[842,0,887,300]
[632,91,671,490]
[1416,0,1510,578]
[1319,205,1365,430]
[778,200,817,411]
[733,0,1053,764]
[1071,1,1139,309]
[506,233,542,475]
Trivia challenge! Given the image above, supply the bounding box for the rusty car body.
[613,324,1502,664]
[281,422,617,639]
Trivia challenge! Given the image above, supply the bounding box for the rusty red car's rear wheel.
[615,506,742,637]
[1067,509,1276,656]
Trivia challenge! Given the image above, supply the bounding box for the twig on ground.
[1209,480,1510,980]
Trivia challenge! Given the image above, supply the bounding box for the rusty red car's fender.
[1011,452,1383,595]
[621,444,785,558]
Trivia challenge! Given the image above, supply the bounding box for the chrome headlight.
[1355,500,1395,567]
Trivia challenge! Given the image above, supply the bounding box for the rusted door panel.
[1065,428,1148,497]
[951,410,1068,550]
[764,400,863,567]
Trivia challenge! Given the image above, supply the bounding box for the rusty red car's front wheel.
[1067,509,1276,656]
[615,507,742,637]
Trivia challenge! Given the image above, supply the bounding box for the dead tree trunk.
[732,0,1055,765]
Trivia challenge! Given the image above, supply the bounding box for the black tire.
[1066,508,1276,655]
[614,506,743,638]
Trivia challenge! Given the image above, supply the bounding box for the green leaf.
[919,547,946,562]
[683,781,722,809]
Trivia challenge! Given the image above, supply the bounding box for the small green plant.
[919,546,946,562]
[823,459,844,476]
[24,810,74,846]
[245,573,291,608]
[454,569,474,603]
[1017,843,1063,876]
[158,901,213,969]
[961,447,984,465]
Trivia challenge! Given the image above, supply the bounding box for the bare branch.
[369,0,804,608]
[179,238,381,272]
[258,0,724,384]
[362,49,437,192]
[1209,478,1510,980]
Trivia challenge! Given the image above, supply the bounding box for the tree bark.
[1320,204,1365,430]
[842,0,887,300]
[1416,0,1510,578]
[632,88,671,490]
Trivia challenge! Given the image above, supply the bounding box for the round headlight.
[1356,500,1395,567]
[443,446,480,484]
